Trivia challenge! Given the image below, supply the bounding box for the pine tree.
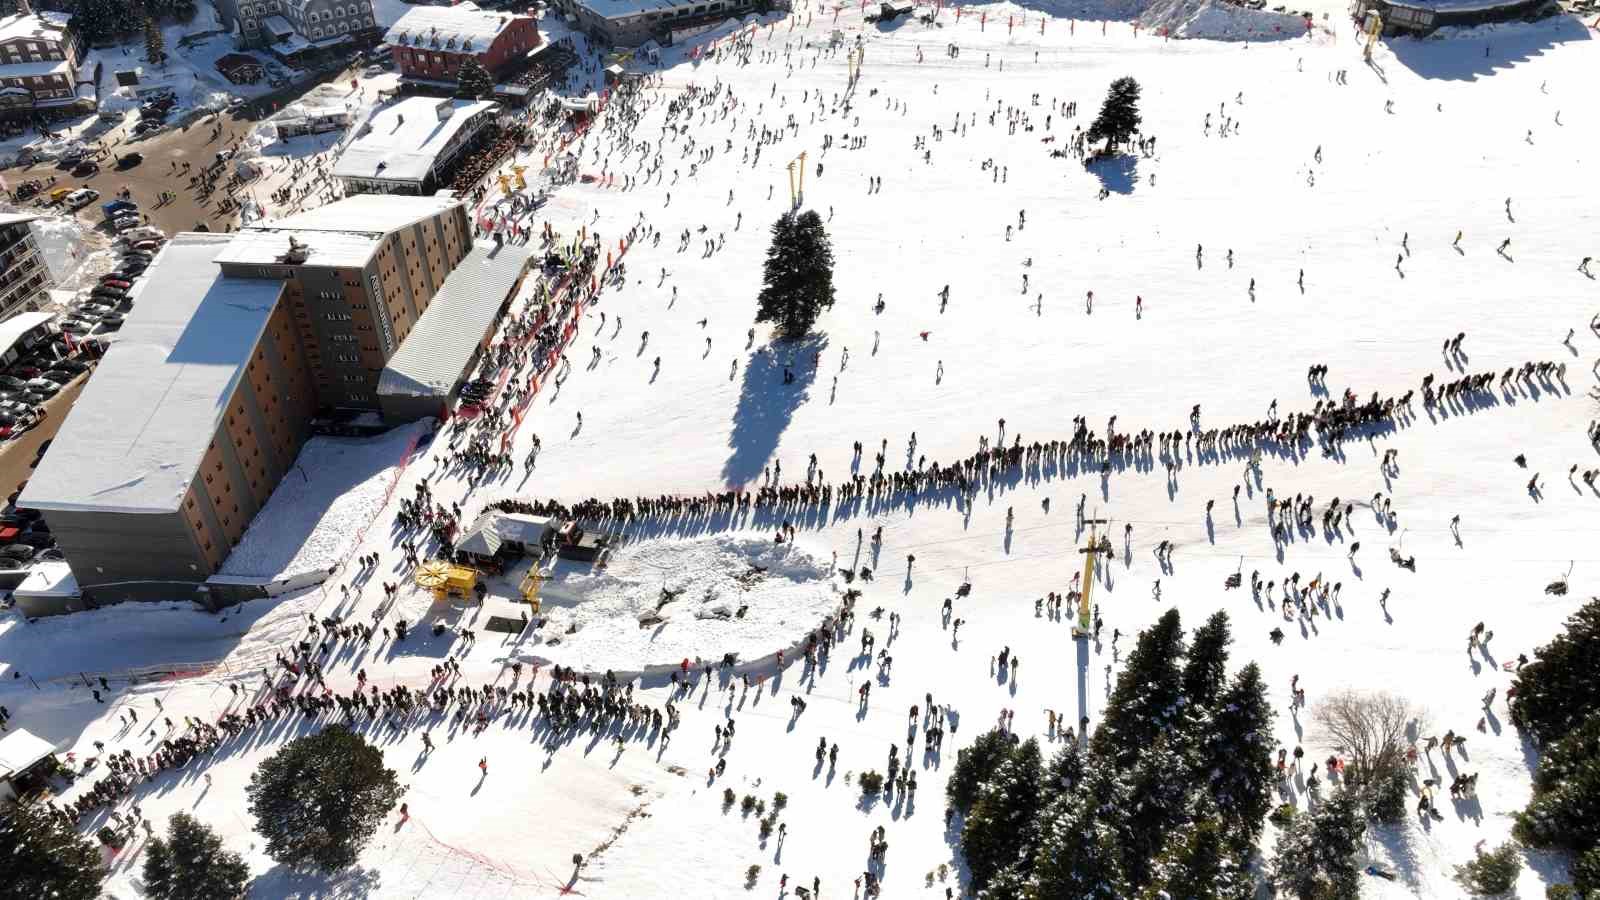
[1139,795,1253,900]
[246,724,402,873]
[1093,608,1186,770]
[455,58,493,100]
[1515,744,1600,853]
[1085,76,1142,153]
[1454,841,1522,896]
[961,738,1044,891]
[1533,707,1600,794]
[144,16,166,66]
[1201,661,1277,849]
[1270,786,1365,900]
[1183,610,1233,712]
[1027,760,1131,900]
[1119,736,1199,888]
[1511,597,1600,744]
[0,801,105,900]
[143,812,250,900]
[947,728,1016,814]
[755,210,836,339]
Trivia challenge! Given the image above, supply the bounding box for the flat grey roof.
[20,234,285,515]
[378,242,530,401]
[212,194,467,268]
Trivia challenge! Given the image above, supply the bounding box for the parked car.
[16,532,53,549]
[116,152,144,169]
[0,399,33,418]
[130,240,162,252]
[117,261,148,275]
[48,358,89,374]
[99,278,132,290]
[64,188,98,209]
[0,376,27,392]
[123,248,154,260]
[0,544,35,562]
[71,160,99,178]
[14,182,39,201]
[56,320,90,335]
[364,63,387,77]
[39,369,75,384]
[91,285,126,299]
[7,365,40,379]
[28,376,69,397]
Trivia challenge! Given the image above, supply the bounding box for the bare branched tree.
[1311,688,1427,785]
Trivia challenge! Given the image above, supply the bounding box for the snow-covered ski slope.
[3,6,1599,898]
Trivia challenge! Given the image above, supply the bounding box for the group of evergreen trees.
[947,609,1279,898]
[67,0,196,46]
[1512,597,1600,897]
[2,723,400,898]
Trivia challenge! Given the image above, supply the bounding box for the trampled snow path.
[0,6,1597,898]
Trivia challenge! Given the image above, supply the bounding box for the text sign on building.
[369,272,395,355]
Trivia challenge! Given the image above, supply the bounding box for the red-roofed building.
[383,6,541,82]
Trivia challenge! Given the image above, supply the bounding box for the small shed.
[456,512,554,562]
[215,53,265,85]
[0,728,59,803]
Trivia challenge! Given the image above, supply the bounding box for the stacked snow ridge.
[1138,0,1309,38]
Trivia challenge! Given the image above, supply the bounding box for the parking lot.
[0,372,84,506]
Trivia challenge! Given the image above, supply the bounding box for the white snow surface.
[28,213,93,283]
[512,535,836,675]
[219,421,430,580]
[0,6,1597,900]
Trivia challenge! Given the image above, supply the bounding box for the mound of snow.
[28,214,92,282]
[1139,0,1310,39]
[519,536,837,676]
[220,421,429,579]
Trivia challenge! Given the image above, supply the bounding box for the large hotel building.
[20,196,475,592]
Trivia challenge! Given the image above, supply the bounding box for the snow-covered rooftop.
[0,11,69,44]
[383,6,528,52]
[332,96,497,185]
[0,310,52,356]
[20,234,285,516]
[378,241,531,399]
[0,58,73,79]
[213,194,467,267]
[0,728,57,780]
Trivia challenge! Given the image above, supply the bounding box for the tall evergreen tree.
[143,812,250,900]
[1093,608,1186,770]
[1139,795,1253,900]
[947,728,1016,814]
[1511,597,1600,744]
[1119,736,1199,887]
[1270,786,1365,900]
[1202,661,1277,848]
[455,58,493,100]
[0,801,104,900]
[755,210,836,339]
[1086,76,1142,153]
[144,16,166,66]
[246,725,402,873]
[1027,759,1131,900]
[961,738,1044,891]
[1183,610,1233,712]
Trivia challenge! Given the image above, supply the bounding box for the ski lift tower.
[1073,514,1112,638]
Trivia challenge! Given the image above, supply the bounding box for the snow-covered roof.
[570,0,724,21]
[378,241,531,398]
[0,12,69,44]
[333,96,496,184]
[13,560,76,598]
[0,728,57,780]
[20,234,285,516]
[262,15,295,39]
[214,194,467,267]
[0,58,72,79]
[384,6,528,52]
[0,309,52,356]
[1383,0,1537,11]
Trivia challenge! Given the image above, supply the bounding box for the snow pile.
[521,535,836,675]
[220,421,429,580]
[1140,0,1311,39]
[29,214,93,283]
